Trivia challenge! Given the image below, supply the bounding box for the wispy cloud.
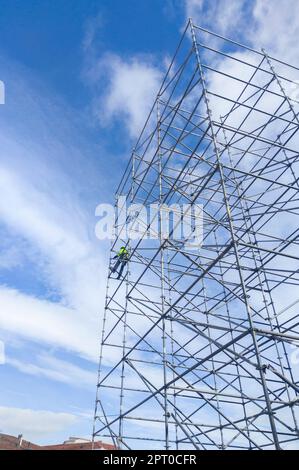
[0,164,102,314]
[251,0,299,62]
[0,406,78,441]
[184,0,299,64]
[82,18,164,139]
[0,287,98,361]
[93,53,163,139]
[184,0,249,37]
[6,353,95,389]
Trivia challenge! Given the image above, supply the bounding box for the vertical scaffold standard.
[93,20,299,450]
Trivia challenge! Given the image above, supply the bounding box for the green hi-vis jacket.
[117,247,129,258]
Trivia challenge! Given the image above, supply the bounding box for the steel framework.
[93,20,299,450]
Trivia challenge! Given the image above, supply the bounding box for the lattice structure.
[93,20,299,450]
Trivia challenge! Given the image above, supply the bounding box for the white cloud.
[0,406,78,441]
[184,0,248,37]
[251,0,299,63]
[0,164,102,315]
[93,54,163,138]
[82,13,163,139]
[0,287,98,361]
[184,0,299,67]
[6,354,96,389]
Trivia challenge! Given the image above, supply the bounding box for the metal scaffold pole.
[93,20,299,450]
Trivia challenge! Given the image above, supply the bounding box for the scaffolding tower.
[93,20,299,450]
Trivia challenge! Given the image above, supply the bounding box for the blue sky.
[0,0,298,445]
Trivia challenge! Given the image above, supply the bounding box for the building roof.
[0,433,114,450]
[0,433,39,450]
[40,441,114,450]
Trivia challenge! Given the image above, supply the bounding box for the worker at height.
[110,246,129,279]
